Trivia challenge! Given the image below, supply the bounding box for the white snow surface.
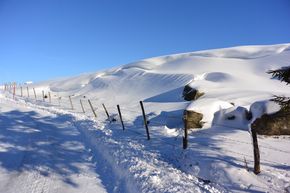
[1,43,290,193]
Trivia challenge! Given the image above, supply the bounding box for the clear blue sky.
[0,0,290,83]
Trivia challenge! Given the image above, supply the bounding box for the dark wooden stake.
[183,111,188,149]
[20,86,23,97]
[88,99,97,118]
[251,127,261,174]
[69,96,74,110]
[80,99,85,113]
[26,87,29,97]
[33,88,37,100]
[117,105,125,130]
[102,103,110,119]
[140,101,150,140]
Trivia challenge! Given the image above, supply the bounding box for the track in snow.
[0,99,107,193]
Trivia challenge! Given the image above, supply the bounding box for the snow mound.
[250,100,281,120]
[187,99,234,125]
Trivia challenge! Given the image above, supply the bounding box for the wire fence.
[4,86,290,171]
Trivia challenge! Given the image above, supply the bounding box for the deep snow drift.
[1,43,290,192]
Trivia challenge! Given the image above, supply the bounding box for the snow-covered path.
[0,99,107,193]
[0,93,225,193]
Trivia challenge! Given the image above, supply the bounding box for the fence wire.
[7,89,290,169]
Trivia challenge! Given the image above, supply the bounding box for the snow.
[0,99,107,193]
[1,43,290,192]
[250,100,281,121]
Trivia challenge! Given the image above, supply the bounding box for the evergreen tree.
[268,66,290,112]
[267,66,290,84]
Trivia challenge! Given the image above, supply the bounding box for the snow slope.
[26,43,290,127]
[2,43,290,192]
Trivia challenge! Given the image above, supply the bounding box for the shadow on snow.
[0,110,90,187]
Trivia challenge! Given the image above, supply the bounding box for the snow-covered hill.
[30,43,290,127]
[1,43,290,192]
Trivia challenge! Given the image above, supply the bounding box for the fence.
[3,85,290,177]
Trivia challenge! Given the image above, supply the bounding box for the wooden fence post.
[140,101,150,140]
[80,99,85,113]
[117,105,125,130]
[13,84,16,99]
[183,111,188,149]
[69,96,74,110]
[33,88,37,100]
[251,127,261,174]
[48,92,51,103]
[102,103,110,119]
[88,99,97,118]
[26,87,29,97]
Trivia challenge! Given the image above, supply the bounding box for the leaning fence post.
[33,88,37,100]
[80,99,85,113]
[140,101,150,140]
[102,103,110,119]
[183,111,188,149]
[69,96,74,110]
[251,127,261,174]
[117,105,125,130]
[88,99,97,118]
[20,86,23,97]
